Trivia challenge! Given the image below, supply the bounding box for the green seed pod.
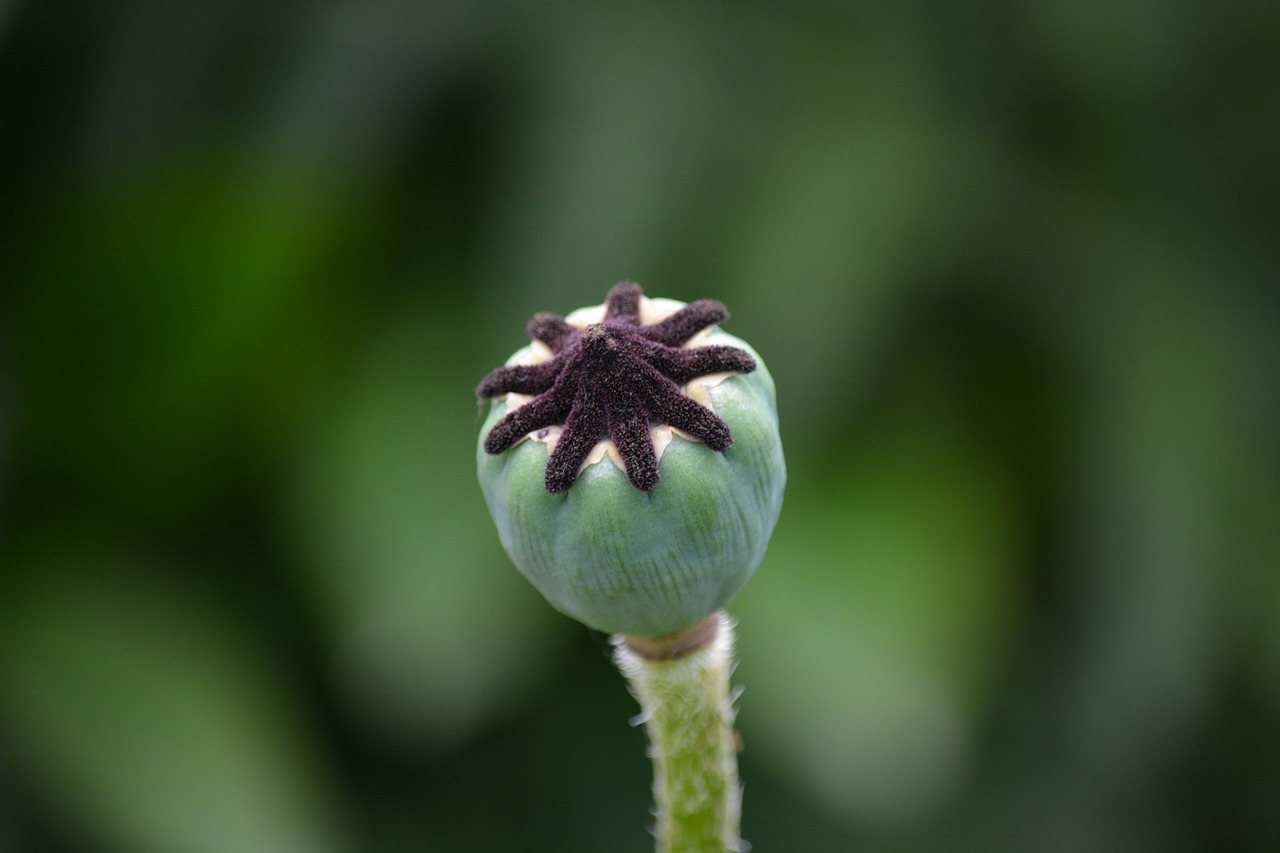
[476,282,785,638]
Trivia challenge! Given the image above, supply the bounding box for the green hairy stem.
[614,612,742,853]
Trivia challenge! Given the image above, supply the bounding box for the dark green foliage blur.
[2,1,1278,850]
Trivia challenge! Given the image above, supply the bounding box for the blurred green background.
[2,1,1278,851]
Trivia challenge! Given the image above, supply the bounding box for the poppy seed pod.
[476,282,785,638]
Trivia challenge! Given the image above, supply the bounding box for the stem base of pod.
[613,611,743,853]
[623,613,722,662]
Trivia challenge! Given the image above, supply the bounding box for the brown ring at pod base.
[622,612,721,662]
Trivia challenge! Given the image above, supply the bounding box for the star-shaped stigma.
[477,281,757,493]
